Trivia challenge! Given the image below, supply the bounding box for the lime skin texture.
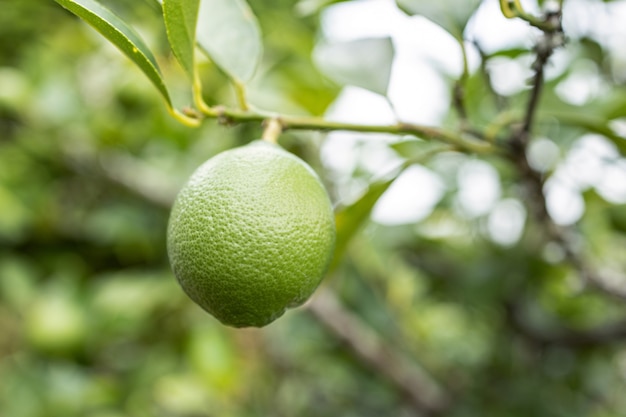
[167,140,336,327]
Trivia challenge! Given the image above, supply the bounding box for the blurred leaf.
[54,0,172,106]
[538,72,626,156]
[455,68,501,129]
[0,184,30,241]
[486,48,530,60]
[25,291,87,353]
[332,142,449,270]
[578,37,605,67]
[545,110,626,156]
[331,170,403,271]
[197,0,262,83]
[188,325,240,392]
[294,0,350,16]
[163,0,200,78]
[608,204,626,234]
[92,271,179,325]
[0,256,37,310]
[390,138,443,159]
[314,37,394,96]
[597,90,626,120]
[395,0,482,40]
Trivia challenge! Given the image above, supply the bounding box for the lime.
[167,140,335,327]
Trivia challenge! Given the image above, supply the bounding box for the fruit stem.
[193,73,219,117]
[261,118,283,144]
[168,107,201,127]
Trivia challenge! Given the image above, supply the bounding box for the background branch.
[308,287,451,416]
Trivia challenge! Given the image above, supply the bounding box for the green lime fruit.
[167,140,336,328]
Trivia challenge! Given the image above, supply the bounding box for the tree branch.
[308,287,450,416]
[185,105,498,155]
[232,107,499,154]
[505,3,626,303]
[516,6,564,147]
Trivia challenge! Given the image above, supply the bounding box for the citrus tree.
[2,0,626,415]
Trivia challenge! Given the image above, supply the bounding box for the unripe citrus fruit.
[167,140,335,328]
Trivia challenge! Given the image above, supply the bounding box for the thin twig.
[518,8,564,146]
[452,40,470,131]
[507,4,562,216]
[520,45,551,142]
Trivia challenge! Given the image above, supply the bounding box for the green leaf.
[331,174,401,271]
[539,87,626,156]
[330,163,410,271]
[54,0,171,106]
[331,143,449,270]
[390,138,443,159]
[546,111,626,156]
[313,37,394,96]
[294,0,350,16]
[608,204,626,234]
[486,48,530,60]
[395,0,482,40]
[196,0,262,83]
[163,0,200,78]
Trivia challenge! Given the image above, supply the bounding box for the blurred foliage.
[2,0,626,416]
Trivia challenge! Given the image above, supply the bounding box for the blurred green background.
[2,0,626,416]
